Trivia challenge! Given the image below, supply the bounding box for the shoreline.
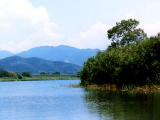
[0,75,80,82]
[72,84,160,94]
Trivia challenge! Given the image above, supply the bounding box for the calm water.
[0,80,159,120]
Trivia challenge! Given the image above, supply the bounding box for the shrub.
[0,70,9,77]
[16,73,23,79]
[22,72,32,77]
[52,72,60,75]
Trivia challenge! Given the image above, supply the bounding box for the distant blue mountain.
[0,56,81,74]
[0,50,14,59]
[17,45,100,66]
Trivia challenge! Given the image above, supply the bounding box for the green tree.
[0,70,9,77]
[53,72,60,75]
[40,72,47,75]
[107,19,147,48]
[22,72,32,77]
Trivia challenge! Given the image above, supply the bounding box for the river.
[0,80,159,120]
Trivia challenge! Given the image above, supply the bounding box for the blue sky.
[0,0,160,53]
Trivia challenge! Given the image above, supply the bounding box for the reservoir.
[0,80,159,120]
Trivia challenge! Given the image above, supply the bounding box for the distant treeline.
[0,70,32,79]
[80,19,160,87]
[40,72,61,75]
[0,70,63,78]
[0,69,79,80]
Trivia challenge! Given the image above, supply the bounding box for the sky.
[0,0,160,53]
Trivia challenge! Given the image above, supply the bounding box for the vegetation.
[16,73,23,79]
[40,72,49,75]
[22,72,32,77]
[0,70,23,80]
[0,56,81,75]
[107,19,147,49]
[80,19,160,89]
[0,69,79,82]
[0,74,79,82]
[0,70,9,77]
[52,72,60,75]
[25,75,79,81]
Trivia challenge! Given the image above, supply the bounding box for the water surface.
[0,80,159,120]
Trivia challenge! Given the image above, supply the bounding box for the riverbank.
[72,84,160,94]
[0,75,79,82]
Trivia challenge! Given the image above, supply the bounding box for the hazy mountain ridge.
[0,56,81,74]
[0,51,14,59]
[17,45,100,65]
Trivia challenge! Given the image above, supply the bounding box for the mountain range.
[0,51,14,59]
[0,45,100,74]
[17,45,99,66]
[0,56,81,74]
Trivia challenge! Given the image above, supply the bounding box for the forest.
[80,19,160,88]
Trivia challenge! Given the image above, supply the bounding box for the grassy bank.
[72,84,160,94]
[0,75,79,82]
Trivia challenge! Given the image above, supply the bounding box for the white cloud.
[125,14,135,19]
[0,0,63,53]
[67,14,160,51]
[67,23,111,50]
[0,0,112,53]
[69,14,160,51]
[124,13,160,36]
[140,22,160,36]
[2,2,160,54]
[0,23,11,28]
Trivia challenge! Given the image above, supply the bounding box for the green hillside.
[0,56,81,75]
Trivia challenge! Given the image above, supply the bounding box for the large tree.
[107,19,147,48]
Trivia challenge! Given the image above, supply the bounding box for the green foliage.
[0,70,23,80]
[0,70,9,77]
[80,34,160,87]
[40,72,49,75]
[22,72,32,77]
[16,73,23,79]
[107,19,147,48]
[52,72,60,75]
[8,72,23,79]
[40,72,45,75]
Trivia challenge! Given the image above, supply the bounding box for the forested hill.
[0,56,81,74]
[17,45,99,66]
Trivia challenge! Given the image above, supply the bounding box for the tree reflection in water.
[83,90,160,120]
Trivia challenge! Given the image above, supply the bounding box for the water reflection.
[0,80,100,120]
[84,90,160,120]
[0,80,159,120]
